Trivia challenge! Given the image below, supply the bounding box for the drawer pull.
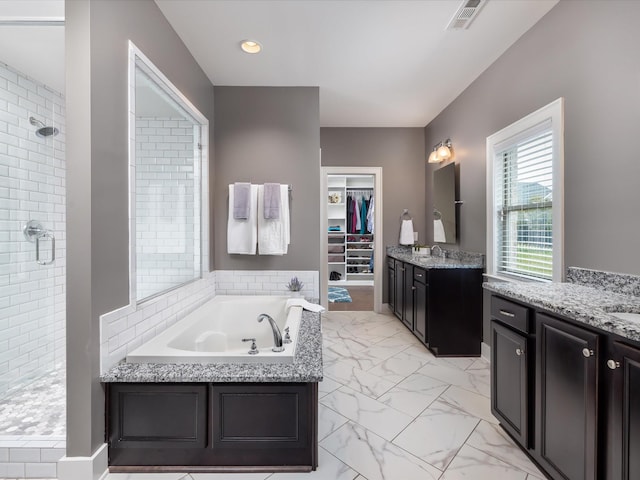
[416,273,423,277]
[515,348,524,356]
[607,359,620,370]
[499,310,515,318]
[582,348,594,358]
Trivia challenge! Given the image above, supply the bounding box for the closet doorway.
[320,167,383,312]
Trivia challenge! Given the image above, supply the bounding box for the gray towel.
[233,182,251,219]
[263,183,281,219]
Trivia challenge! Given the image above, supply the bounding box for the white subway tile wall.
[100,270,319,373]
[135,117,200,301]
[215,270,319,298]
[0,62,66,396]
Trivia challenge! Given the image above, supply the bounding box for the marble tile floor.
[1,311,545,480]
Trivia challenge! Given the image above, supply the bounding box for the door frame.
[320,166,383,312]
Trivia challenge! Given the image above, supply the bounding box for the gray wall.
[423,1,640,343]
[213,87,320,271]
[320,128,426,301]
[66,0,215,456]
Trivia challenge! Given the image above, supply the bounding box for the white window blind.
[495,126,553,280]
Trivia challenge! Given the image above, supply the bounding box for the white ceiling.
[155,0,558,127]
[0,0,559,127]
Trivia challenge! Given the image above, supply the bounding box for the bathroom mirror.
[129,43,208,302]
[433,162,456,243]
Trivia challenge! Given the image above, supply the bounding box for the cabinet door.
[607,340,640,480]
[491,321,528,447]
[402,263,414,330]
[413,280,427,343]
[536,313,599,480]
[388,263,395,313]
[393,260,404,320]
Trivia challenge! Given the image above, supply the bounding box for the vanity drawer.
[491,296,530,333]
[413,268,427,284]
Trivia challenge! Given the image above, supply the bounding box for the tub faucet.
[257,314,285,352]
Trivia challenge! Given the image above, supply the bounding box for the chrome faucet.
[431,244,443,257]
[257,313,285,352]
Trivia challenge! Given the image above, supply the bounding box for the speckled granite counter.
[485,278,640,343]
[387,245,484,269]
[100,310,322,383]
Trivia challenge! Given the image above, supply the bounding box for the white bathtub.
[126,295,302,364]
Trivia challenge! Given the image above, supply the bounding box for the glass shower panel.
[0,60,66,421]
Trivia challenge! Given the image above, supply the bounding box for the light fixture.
[240,40,262,54]
[428,138,453,163]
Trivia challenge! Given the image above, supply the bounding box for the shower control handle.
[23,220,56,265]
[36,232,56,266]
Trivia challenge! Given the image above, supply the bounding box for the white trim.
[57,443,108,480]
[127,41,210,307]
[481,342,491,363]
[320,166,383,312]
[486,97,564,282]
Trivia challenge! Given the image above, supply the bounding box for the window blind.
[495,128,553,280]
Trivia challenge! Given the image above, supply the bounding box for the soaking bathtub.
[126,295,302,364]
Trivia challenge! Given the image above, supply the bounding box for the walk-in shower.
[0,8,66,477]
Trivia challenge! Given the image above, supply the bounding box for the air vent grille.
[446,0,486,30]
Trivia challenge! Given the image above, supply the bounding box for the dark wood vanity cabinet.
[490,294,640,480]
[387,257,482,356]
[413,268,427,343]
[393,259,404,320]
[106,382,318,471]
[387,259,395,313]
[490,297,533,449]
[536,313,600,480]
[606,339,640,480]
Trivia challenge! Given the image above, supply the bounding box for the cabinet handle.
[582,348,594,358]
[411,286,417,290]
[515,348,524,356]
[607,359,620,370]
[499,310,515,318]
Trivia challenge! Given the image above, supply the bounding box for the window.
[128,43,209,303]
[487,98,564,282]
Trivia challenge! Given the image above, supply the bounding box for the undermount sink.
[603,306,640,324]
[607,312,640,323]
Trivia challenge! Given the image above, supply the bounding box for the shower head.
[29,116,59,138]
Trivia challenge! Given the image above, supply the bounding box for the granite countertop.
[485,281,640,343]
[387,246,484,270]
[100,310,323,383]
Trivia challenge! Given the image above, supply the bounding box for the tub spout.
[257,314,285,352]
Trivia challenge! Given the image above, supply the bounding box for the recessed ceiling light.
[240,40,262,54]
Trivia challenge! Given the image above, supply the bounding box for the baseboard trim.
[58,443,108,480]
[481,342,491,363]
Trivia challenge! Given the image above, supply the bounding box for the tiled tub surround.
[484,268,640,343]
[0,62,66,396]
[101,309,322,383]
[100,270,319,373]
[386,245,485,269]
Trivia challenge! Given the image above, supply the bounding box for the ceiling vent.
[446,0,486,30]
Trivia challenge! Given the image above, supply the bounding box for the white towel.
[227,184,258,254]
[286,298,325,313]
[434,219,446,243]
[258,184,290,255]
[399,219,414,245]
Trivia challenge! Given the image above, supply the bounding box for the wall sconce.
[428,138,453,163]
